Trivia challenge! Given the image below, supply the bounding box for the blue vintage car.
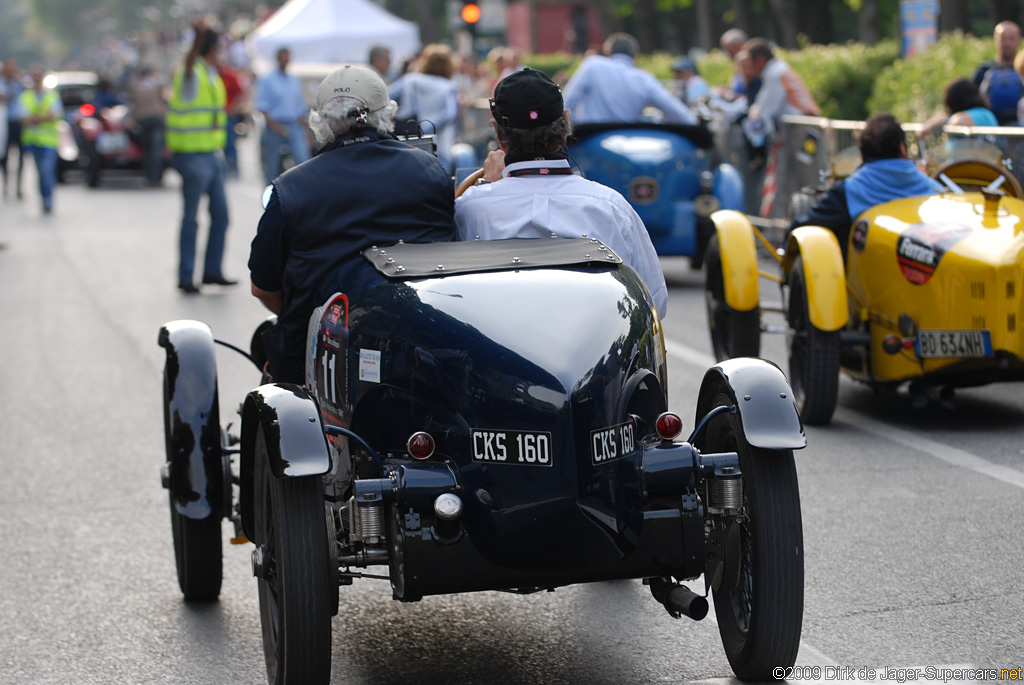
[159,237,804,684]
[568,123,745,266]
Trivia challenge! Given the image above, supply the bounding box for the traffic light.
[461,2,481,25]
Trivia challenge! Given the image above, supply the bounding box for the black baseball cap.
[490,68,564,129]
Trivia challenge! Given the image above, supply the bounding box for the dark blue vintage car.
[568,123,745,267]
[159,237,804,684]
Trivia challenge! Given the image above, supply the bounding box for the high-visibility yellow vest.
[166,60,227,153]
[19,89,60,149]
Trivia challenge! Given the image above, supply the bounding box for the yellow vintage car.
[704,140,1024,425]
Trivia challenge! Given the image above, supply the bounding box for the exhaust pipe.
[648,577,709,621]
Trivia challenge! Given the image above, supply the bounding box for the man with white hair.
[249,64,454,382]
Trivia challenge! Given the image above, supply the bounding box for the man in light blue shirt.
[563,33,696,126]
[256,47,311,183]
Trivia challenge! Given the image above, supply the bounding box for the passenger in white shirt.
[455,69,669,317]
[563,33,696,126]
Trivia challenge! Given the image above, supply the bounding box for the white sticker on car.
[359,348,381,383]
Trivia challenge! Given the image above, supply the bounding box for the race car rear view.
[705,138,1024,424]
[159,237,806,684]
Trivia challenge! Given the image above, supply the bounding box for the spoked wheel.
[786,256,840,425]
[702,386,804,681]
[163,370,222,601]
[705,234,760,362]
[254,424,332,685]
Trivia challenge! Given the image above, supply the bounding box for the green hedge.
[523,34,992,125]
[868,31,990,123]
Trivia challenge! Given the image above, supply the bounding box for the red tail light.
[79,103,95,117]
[407,432,435,460]
[655,412,683,441]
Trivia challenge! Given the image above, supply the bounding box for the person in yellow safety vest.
[166,18,234,294]
[16,67,63,214]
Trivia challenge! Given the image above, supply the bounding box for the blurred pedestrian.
[671,57,710,106]
[16,66,62,214]
[388,43,459,172]
[128,66,167,186]
[495,48,521,83]
[486,46,508,95]
[368,45,392,82]
[738,39,819,217]
[719,28,751,99]
[1014,50,1024,125]
[946,78,998,127]
[563,33,696,125]
[256,47,310,184]
[1,58,24,200]
[454,54,490,106]
[166,19,234,294]
[920,78,998,134]
[972,20,1023,125]
[94,77,122,110]
[741,38,819,147]
[218,58,250,178]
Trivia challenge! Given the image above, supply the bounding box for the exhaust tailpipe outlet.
[648,577,709,621]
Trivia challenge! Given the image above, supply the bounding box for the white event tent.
[249,0,421,65]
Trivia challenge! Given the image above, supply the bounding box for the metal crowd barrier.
[454,104,1024,238]
[758,116,1024,222]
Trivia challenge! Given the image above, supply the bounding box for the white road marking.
[833,407,1024,491]
[663,336,1024,492]
[662,338,1022,675]
[664,338,716,370]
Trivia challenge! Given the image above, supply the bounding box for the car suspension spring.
[710,466,743,516]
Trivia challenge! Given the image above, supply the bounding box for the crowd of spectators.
[5,15,1024,221]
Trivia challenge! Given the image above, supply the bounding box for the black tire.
[163,370,222,601]
[169,499,223,601]
[705,234,761,361]
[786,256,840,425]
[702,386,804,681]
[254,425,332,685]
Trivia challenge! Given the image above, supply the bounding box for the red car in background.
[47,71,170,187]
[74,103,169,187]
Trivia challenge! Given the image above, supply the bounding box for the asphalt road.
[1,142,1022,685]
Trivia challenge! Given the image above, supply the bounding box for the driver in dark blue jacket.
[790,112,943,257]
[248,65,454,383]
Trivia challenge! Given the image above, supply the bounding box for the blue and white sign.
[901,0,939,58]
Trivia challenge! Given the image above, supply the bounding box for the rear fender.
[712,164,744,211]
[239,383,331,540]
[158,320,223,521]
[695,358,805,450]
[783,226,848,332]
[709,209,759,311]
